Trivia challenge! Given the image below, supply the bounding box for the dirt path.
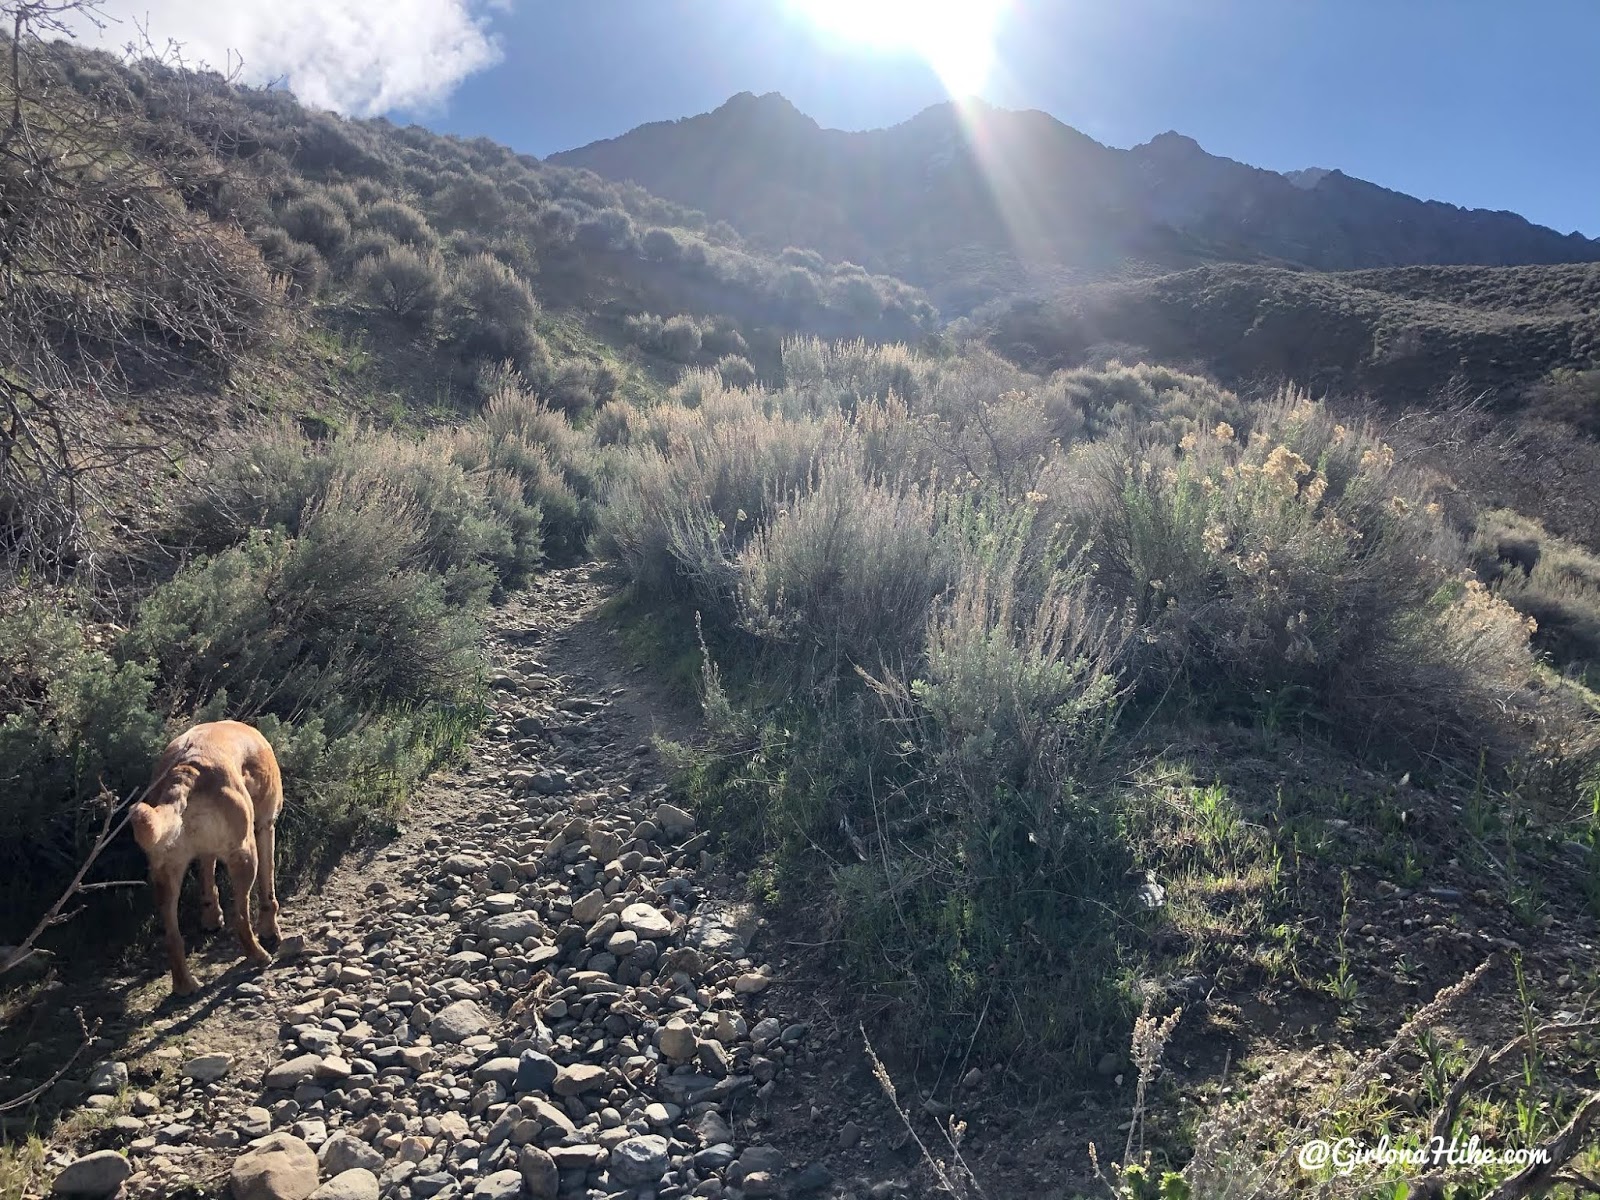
[25,565,945,1200]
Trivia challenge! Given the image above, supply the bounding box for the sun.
[788,0,1004,96]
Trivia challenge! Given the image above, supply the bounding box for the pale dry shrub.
[591,398,846,610]
[738,455,949,691]
[445,382,593,561]
[1472,507,1600,675]
[781,336,934,410]
[1063,391,1543,763]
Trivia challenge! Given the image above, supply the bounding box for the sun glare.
[789,0,1004,96]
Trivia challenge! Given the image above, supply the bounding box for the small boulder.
[569,889,606,924]
[513,1050,558,1095]
[429,999,491,1043]
[654,803,696,835]
[656,1018,697,1063]
[478,913,546,943]
[552,1063,607,1096]
[308,1170,378,1200]
[474,1170,523,1200]
[86,1062,127,1097]
[609,1135,669,1186]
[620,903,672,939]
[230,1133,318,1200]
[518,1144,559,1198]
[317,1133,383,1175]
[264,1055,322,1090]
[182,1054,233,1084]
[51,1150,131,1197]
[471,1057,521,1087]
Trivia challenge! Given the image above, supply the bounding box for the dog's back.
[132,721,282,861]
[135,720,285,995]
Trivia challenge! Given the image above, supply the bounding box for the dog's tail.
[130,762,199,853]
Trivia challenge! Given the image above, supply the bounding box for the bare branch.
[0,785,139,977]
[1485,1091,1600,1200]
[0,1007,98,1113]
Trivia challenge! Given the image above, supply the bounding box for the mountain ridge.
[551,92,1600,311]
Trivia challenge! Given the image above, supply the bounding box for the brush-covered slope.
[985,262,1600,400]
[0,31,935,936]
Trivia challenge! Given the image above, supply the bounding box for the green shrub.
[702,323,749,358]
[597,345,1583,1077]
[574,206,637,253]
[737,458,948,692]
[179,421,543,602]
[357,245,447,325]
[833,273,883,321]
[0,596,165,928]
[592,392,841,606]
[134,477,480,726]
[343,230,400,269]
[671,507,1136,1071]
[641,226,680,262]
[590,401,641,448]
[445,252,542,373]
[255,227,326,299]
[852,523,1132,1067]
[781,336,932,409]
[715,353,758,388]
[657,314,702,361]
[446,382,595,562]
[533,359,601,416]
[279,194,352,259]
[363,198,439,250]
[624,312,664,347]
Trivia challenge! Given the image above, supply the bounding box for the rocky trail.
[31,566,949,1200]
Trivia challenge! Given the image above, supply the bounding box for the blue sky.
[399,0,1598,238]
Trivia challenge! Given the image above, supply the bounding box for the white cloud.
[68,0,507,116]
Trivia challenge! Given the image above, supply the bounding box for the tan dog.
[131,721,283,995]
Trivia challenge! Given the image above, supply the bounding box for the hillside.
[981,262,1600,542]
[0,30,935,935]
[5,19,1600,1200]
[551,92,1600,311]
[985,262,1600,399]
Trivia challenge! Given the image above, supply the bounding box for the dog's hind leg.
[197,856,223,931]
[226,848,271,967]
[153,862,199,996]
[254,819,281,947]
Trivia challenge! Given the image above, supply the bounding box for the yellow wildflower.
[1262,445,1311,495]
[1360,443,1396,471]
